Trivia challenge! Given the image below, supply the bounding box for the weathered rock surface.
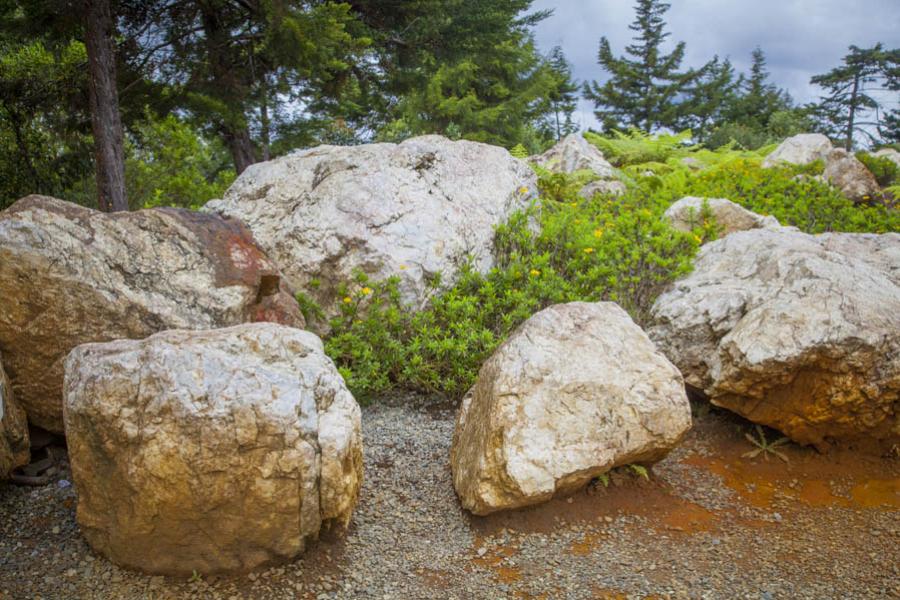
[873,148,900,168]
[63,323,363,575]
[762,135,881,202]
[0,351,29,479]
[451,302,691,515]
[664,197,781,237]
[762,133,833,168]
[822,148,882,202]
[579,178,628,198]
[529,134,623,197]
[650,229,900,450]
[205,136,537,315]
[0,195,304,433]
[530,134,616,178]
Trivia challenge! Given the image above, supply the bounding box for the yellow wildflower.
[593,228,604,238]
[343,296,352,304]
[398,264,407,270]
[693,235,703,244]
[529,269,541,277]
[518,186,529,195]
[583,247,594,254]
[570,202,578,208]
[361,287,373,296]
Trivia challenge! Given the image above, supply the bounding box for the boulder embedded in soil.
[0,195,304,433]
[63,323,363,575]
[649,228,900,451]
[664,197,781,237]
[0,351,29,479]
[450,302,692,515]
[204,135,537,317]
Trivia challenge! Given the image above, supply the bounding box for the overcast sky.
[531,0,900,131]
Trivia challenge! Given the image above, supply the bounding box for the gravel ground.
[1,393,898,600]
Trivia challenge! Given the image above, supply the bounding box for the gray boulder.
[664,197,781,238]
[529,134,624,197]
[762,133,833,168]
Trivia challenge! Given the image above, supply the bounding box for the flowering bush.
[308,171,701,401]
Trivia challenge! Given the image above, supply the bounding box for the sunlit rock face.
[650,228,900,451]
[0,195,303,432]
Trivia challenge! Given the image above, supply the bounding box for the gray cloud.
[531,0,900,131]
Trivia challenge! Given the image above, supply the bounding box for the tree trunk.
[199,2,257,174]
[846,75,859,151]
[223,128,257,174]
[83,0,127,212]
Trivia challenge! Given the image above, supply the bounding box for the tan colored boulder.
[664,197,781,237]
[451,302,691,515]
[205,136,537,317]
[0,196,304,432]
[822,148,881,203]
[1,351,29,479]
[762,133,833,168]
[650,229,900,451]
[63,323,362,575]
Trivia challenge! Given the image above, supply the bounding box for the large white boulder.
[205,136,537,316]
[450,302,691,515]
[664,197,781,237]
[0,196,304,433]
[650,229,900,451]
[63,323,363,575]
[762,133,833,168]
[1,351,29,479]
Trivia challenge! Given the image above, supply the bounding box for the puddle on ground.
[683,454,900,510]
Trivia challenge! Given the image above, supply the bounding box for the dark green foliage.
[649,157,900,233]
[856,152,898,187]
[540,45,579,141]
[0,39,92,208]
[125,113,235,209]
[583,0,701,133]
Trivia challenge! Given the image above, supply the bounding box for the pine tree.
[583,0,699,133]
[354,0,562,150]
[726,47,791,128]
[542,46,579,140]
[676,56,740,143]
[810,43,899,150]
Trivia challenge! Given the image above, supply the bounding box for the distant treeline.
[0,0,897,210]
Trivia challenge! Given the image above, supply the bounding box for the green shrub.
[583,129,695,166]
[313,174,701,401]
[313,134,899,402]
[643,157,900,234]
[856,152,898,188]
